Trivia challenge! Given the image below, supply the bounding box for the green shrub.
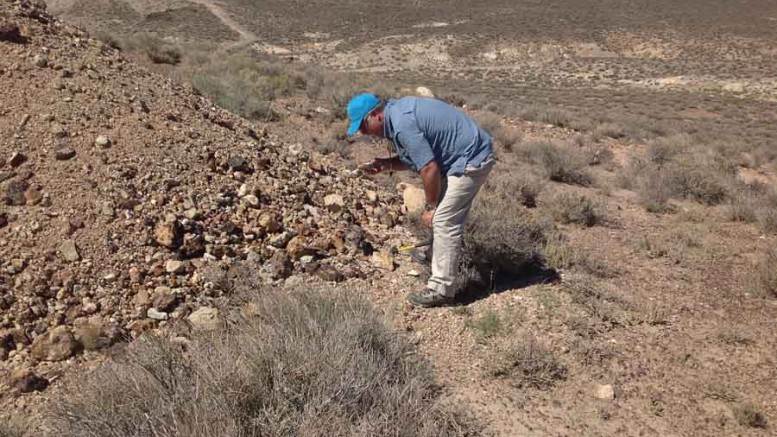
[47,285,475,437]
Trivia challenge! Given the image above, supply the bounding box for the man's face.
[360,110,384,137]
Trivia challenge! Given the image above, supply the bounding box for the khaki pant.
[427,157,495,297]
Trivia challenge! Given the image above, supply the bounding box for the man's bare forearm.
[419,161,441,207]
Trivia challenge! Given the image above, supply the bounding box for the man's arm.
[419,160,441,208]
[376,156,409,172]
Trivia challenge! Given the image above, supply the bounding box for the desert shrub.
[540,232,579,270]
[583,144,614,166]
[547,192,603,227]
[514,140,593,186]
[474,111,502,134]
[592,122,625,140]
[123,32,181,65]
[489,169,544,208]
[621,135,739,211]
[734,404,768,428]
[463,191,547,273]
[450,190,548,294]
[47,286,475,437]
[492,126,522,152]
[485,332,566,389]
[518,106,572,128]
[191,55,300,121]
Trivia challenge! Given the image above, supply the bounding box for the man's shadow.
[454,261,560,305]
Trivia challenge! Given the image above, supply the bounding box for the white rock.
[147,308,168,320]
[165,260,184,274]
[593,384,615,400]
[415,86,435,98]
[188,307,219,331]
[324,194,344,212]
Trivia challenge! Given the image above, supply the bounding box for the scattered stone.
[184,208,201,220]
[594,384,615,400]
[5,180,29,205]
[179,234,206,259]
[0,213,7,229]
[407,269,421,277]
[372,252,396,271]
[8,152,27,167]
[147,308,168,321]
[313,264,345,282]
[165,260,185,274]
[286,235,315,260]
[55,147,76,160]
[155,221,183,248]
[129,267,144,284]
[153,287,179,312]
[269,251,292,279]
[24,186,42,205]
[51,123,68,138]
[95,135,111,148]
[324,193,345,212]
[366,190,378,203]
[17,114,31,130]
[100,202,115,218]
[227,155,252,173]
[31,326,80,361]
[0,22,22,43]
[188,307,219,330]
[33,54,48,68]
[258,212,281,233]
[269,231,295,249]
[244,194,260,207]
[10,368,49,393]
[58,240,80,262]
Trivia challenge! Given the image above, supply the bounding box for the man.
[346,93,495,308]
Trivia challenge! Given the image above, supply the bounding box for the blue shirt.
[383,97,493,176]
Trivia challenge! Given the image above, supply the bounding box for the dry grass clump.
[47,286,475,437]
[485,332,566,389]
[620,134,741,212]
[514,140,593,186]
[756,249,777,297]
[488,168,545,208]
[518,105,573,129]
[191,54,305,121]
[733,404,768,429]
[122,32,181,65]
[546,192,604,227]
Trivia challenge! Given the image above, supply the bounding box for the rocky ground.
[4,1,777,436]
[0,0,412,409]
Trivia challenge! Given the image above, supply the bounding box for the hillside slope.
[0,0,403,404]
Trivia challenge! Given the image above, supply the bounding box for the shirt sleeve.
[396,115,435,172]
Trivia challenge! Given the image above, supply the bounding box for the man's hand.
[421,208,435,228]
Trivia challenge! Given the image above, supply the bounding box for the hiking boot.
[407,289,454,308]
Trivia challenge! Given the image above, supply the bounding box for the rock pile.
[0,0,405,398]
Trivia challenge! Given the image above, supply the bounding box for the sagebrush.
[47,285,476,437]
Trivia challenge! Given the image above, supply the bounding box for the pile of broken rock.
[0,0,407,398]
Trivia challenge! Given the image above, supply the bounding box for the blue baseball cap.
[346,93,380,136]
